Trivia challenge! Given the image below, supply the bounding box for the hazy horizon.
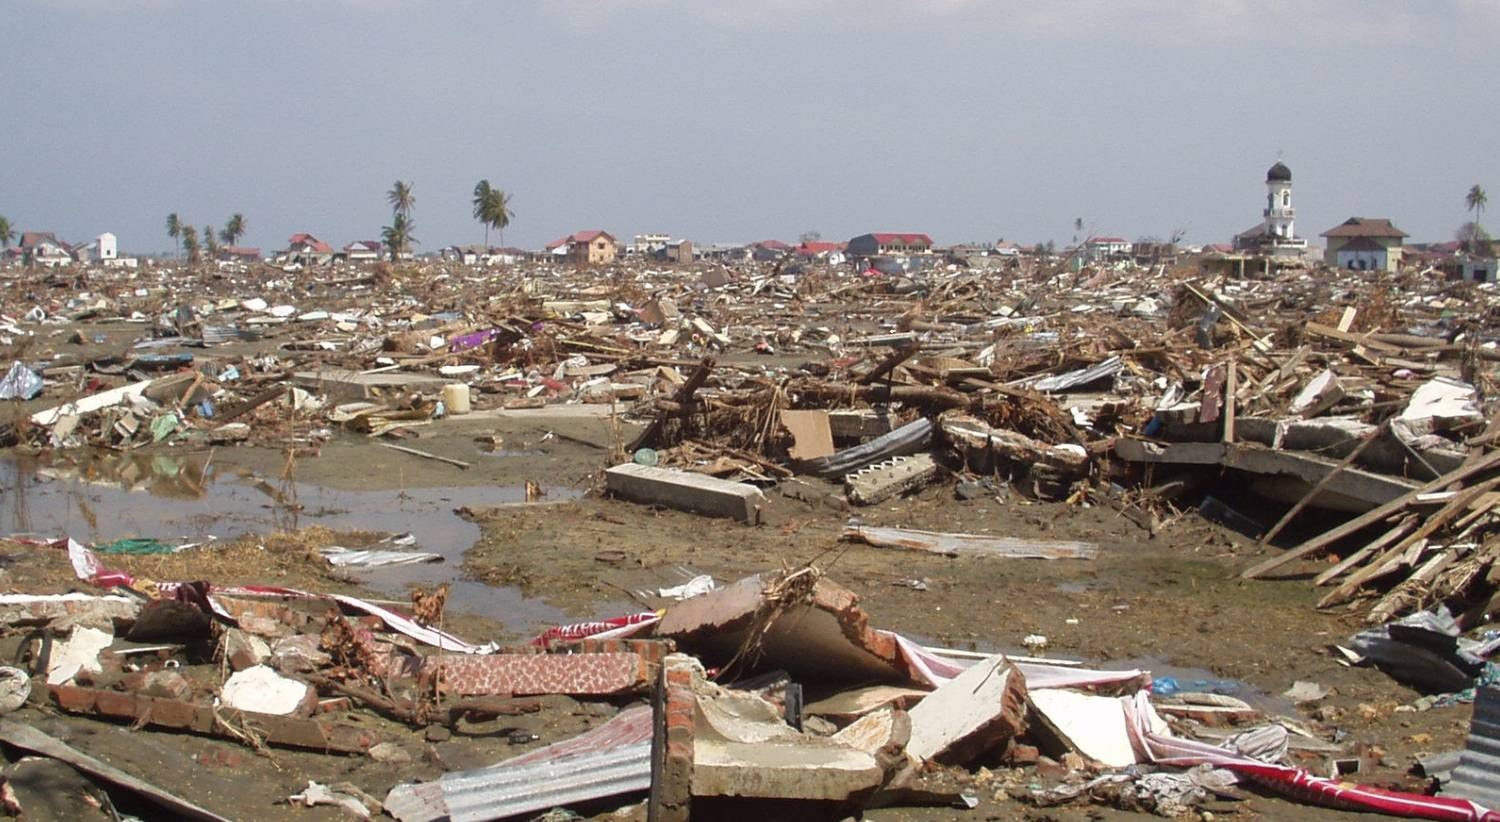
[4,1,1496,255]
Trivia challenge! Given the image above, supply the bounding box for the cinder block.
[845,453,938,505]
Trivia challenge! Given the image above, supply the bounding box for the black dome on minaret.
[1266,161,1292,182]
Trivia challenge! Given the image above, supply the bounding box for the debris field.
[3,252,1500,820]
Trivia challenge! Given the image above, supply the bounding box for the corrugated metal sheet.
[199,325,261,344]
[1023,355,1123,393]
[385,706,654,822]
[445,742,650,822]
[793,418,932,479]
[1444,685,1500,809]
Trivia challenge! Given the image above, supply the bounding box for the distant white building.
[1233,161,1308,255]
[633,234,670,255]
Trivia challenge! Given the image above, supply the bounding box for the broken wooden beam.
[1240,447,1500,579]
[842,522,1098,560]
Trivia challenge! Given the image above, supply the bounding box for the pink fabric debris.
[1122,692,1497,821]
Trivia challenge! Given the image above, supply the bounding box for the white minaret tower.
[1263,161,1295,242]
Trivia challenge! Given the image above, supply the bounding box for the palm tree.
[1468,185,1488,244]
[0,216,13,248]
[473,180,514,247]
[220,213,246,247]
[387,180,415,219]
[473,180,494,245]
[181,225,200,265]
[203,225,220,260]
[166,213,182,258]
[381,213,415,262]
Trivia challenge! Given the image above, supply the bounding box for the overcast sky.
[4,1,1496,254]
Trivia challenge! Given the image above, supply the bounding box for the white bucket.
[442,383,471,415]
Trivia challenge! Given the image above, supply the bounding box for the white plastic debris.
[657,574,717,601]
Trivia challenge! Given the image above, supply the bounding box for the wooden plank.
[1221,359,1237,443]
[1240,447,1500,579]
[1317,476,1500,606]
[1337,307,1357,333]
[842,523,1098,560]
[379,442,472,469]
[779,410,835,460]
[1313,514,1416,586]
[1304,322,1403,354]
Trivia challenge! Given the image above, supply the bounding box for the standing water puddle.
[0,451,590,637]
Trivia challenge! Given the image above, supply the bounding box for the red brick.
[649,655,697,822]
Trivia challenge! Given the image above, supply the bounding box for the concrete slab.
[292,369,449,402]
[606,463,766,522]
[1028,689,1137,768]
[905,655,1027,766]
[654,574,905,684]
[804,685,930,722]
[1115,438,1418,509]
[692,738,884,800]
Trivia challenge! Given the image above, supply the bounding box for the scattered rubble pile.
[5,254,1500,818]
[9,534,1499,821]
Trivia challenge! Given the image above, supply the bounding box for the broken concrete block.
[0,593,139,631]
[271,634,332,674]
[905,655,1027,765]
[291,368,449,402]
[605,463,766,523]
[939,413,1087,478]
[1291,369,1344,418]
[828,408,892,441]
[1028,689,1137,768]
[655,573,904,684]
[845,453,938,506]
[1398,377,1482,433]
[655,653,889,805]
[140,670,193,702]
[220,665,315,716]
[804,685,930,723]
[221,628,271,671]
[832,706,911,770]
[691,737,885,801]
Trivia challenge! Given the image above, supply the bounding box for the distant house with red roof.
[218,246,261,263]
[846,232,933,262]
[794,241,846,264]
[747,239,791,262]
[546,230,617,265]
[18,232,73,267]
[1084,236,1132,261]
[342,240,382,263]
[283,233,333,265]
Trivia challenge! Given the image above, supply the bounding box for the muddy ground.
[0,406,1478,820]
